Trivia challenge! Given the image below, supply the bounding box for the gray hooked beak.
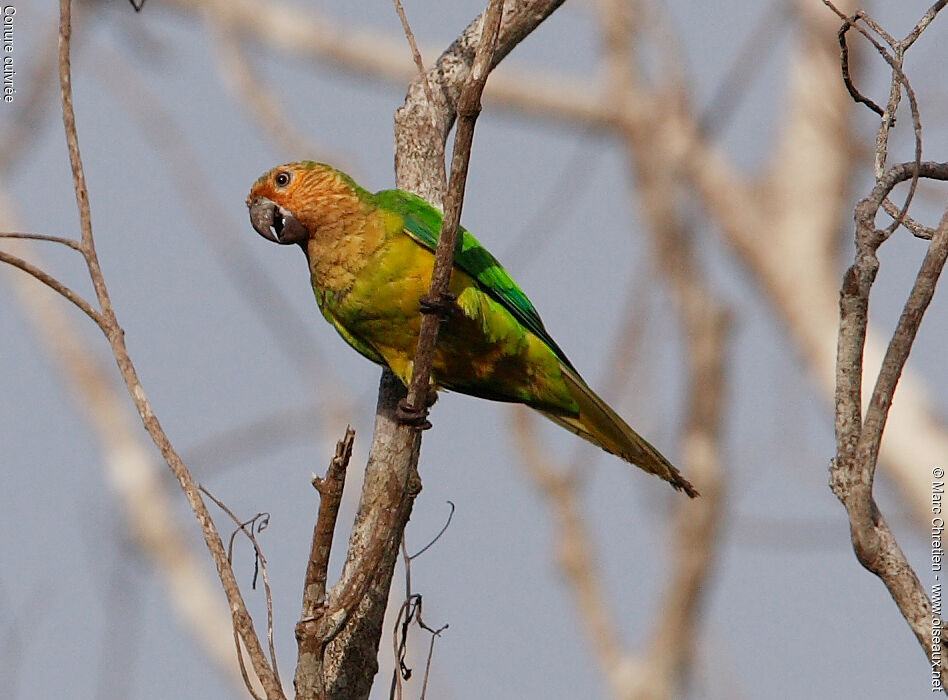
[248,196,308,245]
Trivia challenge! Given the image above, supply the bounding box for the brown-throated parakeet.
[247,161,697,497]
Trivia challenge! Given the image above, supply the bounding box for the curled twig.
[407,502,455,560]
[199,486,282,693]
[391,532,448,700]
[390,593,447,698]
[389,501,454,699]
[828,4,948,691]
[835,13,886,118]
[859,161,948,249]
[825,2,926,236]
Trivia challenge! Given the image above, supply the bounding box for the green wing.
[374,189,577,373]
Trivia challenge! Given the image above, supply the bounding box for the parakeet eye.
[274,171,292,187]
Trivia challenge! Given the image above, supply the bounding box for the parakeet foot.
[419,292,459,322]
[396,398,432,430]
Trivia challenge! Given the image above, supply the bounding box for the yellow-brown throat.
[247,161,386,293]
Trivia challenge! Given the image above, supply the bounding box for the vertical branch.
[513,414,638,698]
[55,2,283,696]
[514,2,731,685]
[295,427,355,700]
[306,3,568,698]
[831,183,948,690]
[826,9,948,689]
[402,0,504,420]
[393,0,568,201]
[320,372,423,700]
[637,162,728,699]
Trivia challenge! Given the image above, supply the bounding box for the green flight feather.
[373,189,578,373]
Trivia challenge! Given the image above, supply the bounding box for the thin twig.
[0,248,101,324]
[402,0,505,420]
[389,507,452,699]
[391,0,438,130]
[904,0,948,49]
[832,11,885,118]
[0,232,82,251]
[390,589,446,700]
[233,626,265,700]
[880,198,935,239]
[200,487,282,691]
[826,1,925,231]
[406,502,455,559]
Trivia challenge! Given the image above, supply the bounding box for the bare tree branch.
[288,3,568,698]
[0,247,101,324]
[0,231,82,250]
[827,3,948,692]
[294,427,356,699]
[52,2,285,695]
[200,488,283,695]
[513,409,639,697]
[832,164,948,692]
[401,0,504,423]
[208,11,341,163]
[391,0,437,120]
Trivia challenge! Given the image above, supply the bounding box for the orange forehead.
[247,162,349,207]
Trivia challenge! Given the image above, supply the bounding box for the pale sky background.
[2,1,947,698]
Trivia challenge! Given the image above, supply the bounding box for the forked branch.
[828,3,948,692]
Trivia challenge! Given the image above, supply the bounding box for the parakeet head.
[246,161,364,246]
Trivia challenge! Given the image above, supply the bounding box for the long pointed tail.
[540,366,698,498]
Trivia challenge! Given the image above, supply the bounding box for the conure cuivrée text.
[247,161,696,497]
